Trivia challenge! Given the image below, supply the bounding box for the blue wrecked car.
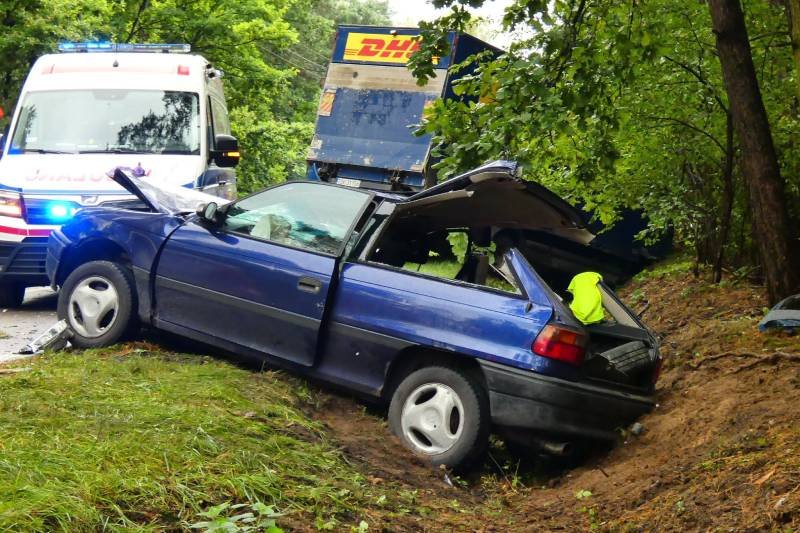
[46,161,661,469]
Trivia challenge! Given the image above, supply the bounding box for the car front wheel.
[57,260,138,348]
[388,365,490,470]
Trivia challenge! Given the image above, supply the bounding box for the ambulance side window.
[209,97,231,137]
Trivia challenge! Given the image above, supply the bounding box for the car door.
[153,181,372,366]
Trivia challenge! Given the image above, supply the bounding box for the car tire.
[57,260,138,348]
[0,283,25,309]
[388,365,490,470]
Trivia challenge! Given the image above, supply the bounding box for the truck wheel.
[388,365,490,470]
[57,260,138,348]
[0,283,25,308]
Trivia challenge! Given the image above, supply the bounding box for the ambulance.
[0,42,239,307]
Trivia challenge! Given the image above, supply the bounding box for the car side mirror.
[211,134,240,168]
[196,201,222,224]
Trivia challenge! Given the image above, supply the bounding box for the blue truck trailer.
[306,25,498,191]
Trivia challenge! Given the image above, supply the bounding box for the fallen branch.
[730,352,800,374]
[689,351,800,371]
[689,351,762,369]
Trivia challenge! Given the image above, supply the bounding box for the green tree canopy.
[409,0,800,297]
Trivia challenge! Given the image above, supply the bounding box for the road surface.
[0,287,58,363]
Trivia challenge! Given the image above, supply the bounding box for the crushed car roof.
[391,160,595,245]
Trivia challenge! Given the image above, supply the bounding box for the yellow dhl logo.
[343,33,428,64]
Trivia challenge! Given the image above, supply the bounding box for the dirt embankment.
[309,266,800,531]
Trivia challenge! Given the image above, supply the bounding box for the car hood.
[110,168,230,215]
[400,160,594,244]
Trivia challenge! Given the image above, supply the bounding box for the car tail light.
[652,356,663,384]
[532,324,588,366]
[0,191,25,218]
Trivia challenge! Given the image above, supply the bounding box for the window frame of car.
[213,180,376,259]
[353,210,530,301]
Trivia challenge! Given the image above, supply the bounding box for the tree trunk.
[713,112,735,284]
[708,0,800,303]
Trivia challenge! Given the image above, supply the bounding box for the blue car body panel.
[316,259,552,395]
[154,221,335,366]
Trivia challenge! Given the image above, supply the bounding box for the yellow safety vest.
[567,272,605,324]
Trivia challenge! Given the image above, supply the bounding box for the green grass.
[404,260,461,279]
[632,252,695,283]
[0,347,390,531]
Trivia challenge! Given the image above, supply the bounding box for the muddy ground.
[305,266,800,531]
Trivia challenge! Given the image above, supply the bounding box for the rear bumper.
[0,237,50,286]
[479,359,654,441]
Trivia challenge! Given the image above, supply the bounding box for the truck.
[0,42,240,308]
[306,25,498,191]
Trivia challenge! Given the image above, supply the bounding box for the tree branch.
[663,55,729,113]
[643,114,728,153]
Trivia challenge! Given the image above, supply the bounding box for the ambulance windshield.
[9,90,200,155]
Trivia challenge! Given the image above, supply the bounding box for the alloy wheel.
[400,382,465,455]
[67,275,120,338]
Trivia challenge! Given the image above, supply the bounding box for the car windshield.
[9,90,200,155]
[223,183,371,255]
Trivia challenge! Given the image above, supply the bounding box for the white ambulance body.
[0,43,239,307]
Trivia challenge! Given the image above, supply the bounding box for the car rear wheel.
[0,283,25,309]
[388,365,490,470]
[57,260,138,348]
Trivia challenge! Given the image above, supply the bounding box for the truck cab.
[0,42,240,307]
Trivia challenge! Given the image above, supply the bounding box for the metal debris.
[630,422,645,436]
[18,319,73,355]
[759,293,800,332]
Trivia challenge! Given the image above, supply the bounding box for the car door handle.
[297,276,322,294]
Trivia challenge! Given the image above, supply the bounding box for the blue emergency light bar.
[48,203,79,221]
[57,42,191,54]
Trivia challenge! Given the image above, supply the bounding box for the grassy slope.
[0,346,399,531]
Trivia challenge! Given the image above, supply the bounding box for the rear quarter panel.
[316,262,553,395]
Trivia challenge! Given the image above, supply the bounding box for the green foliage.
[410,0,800,279]
[0,349,391,529]
[0,0,111,122]
[190,501,284,532]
